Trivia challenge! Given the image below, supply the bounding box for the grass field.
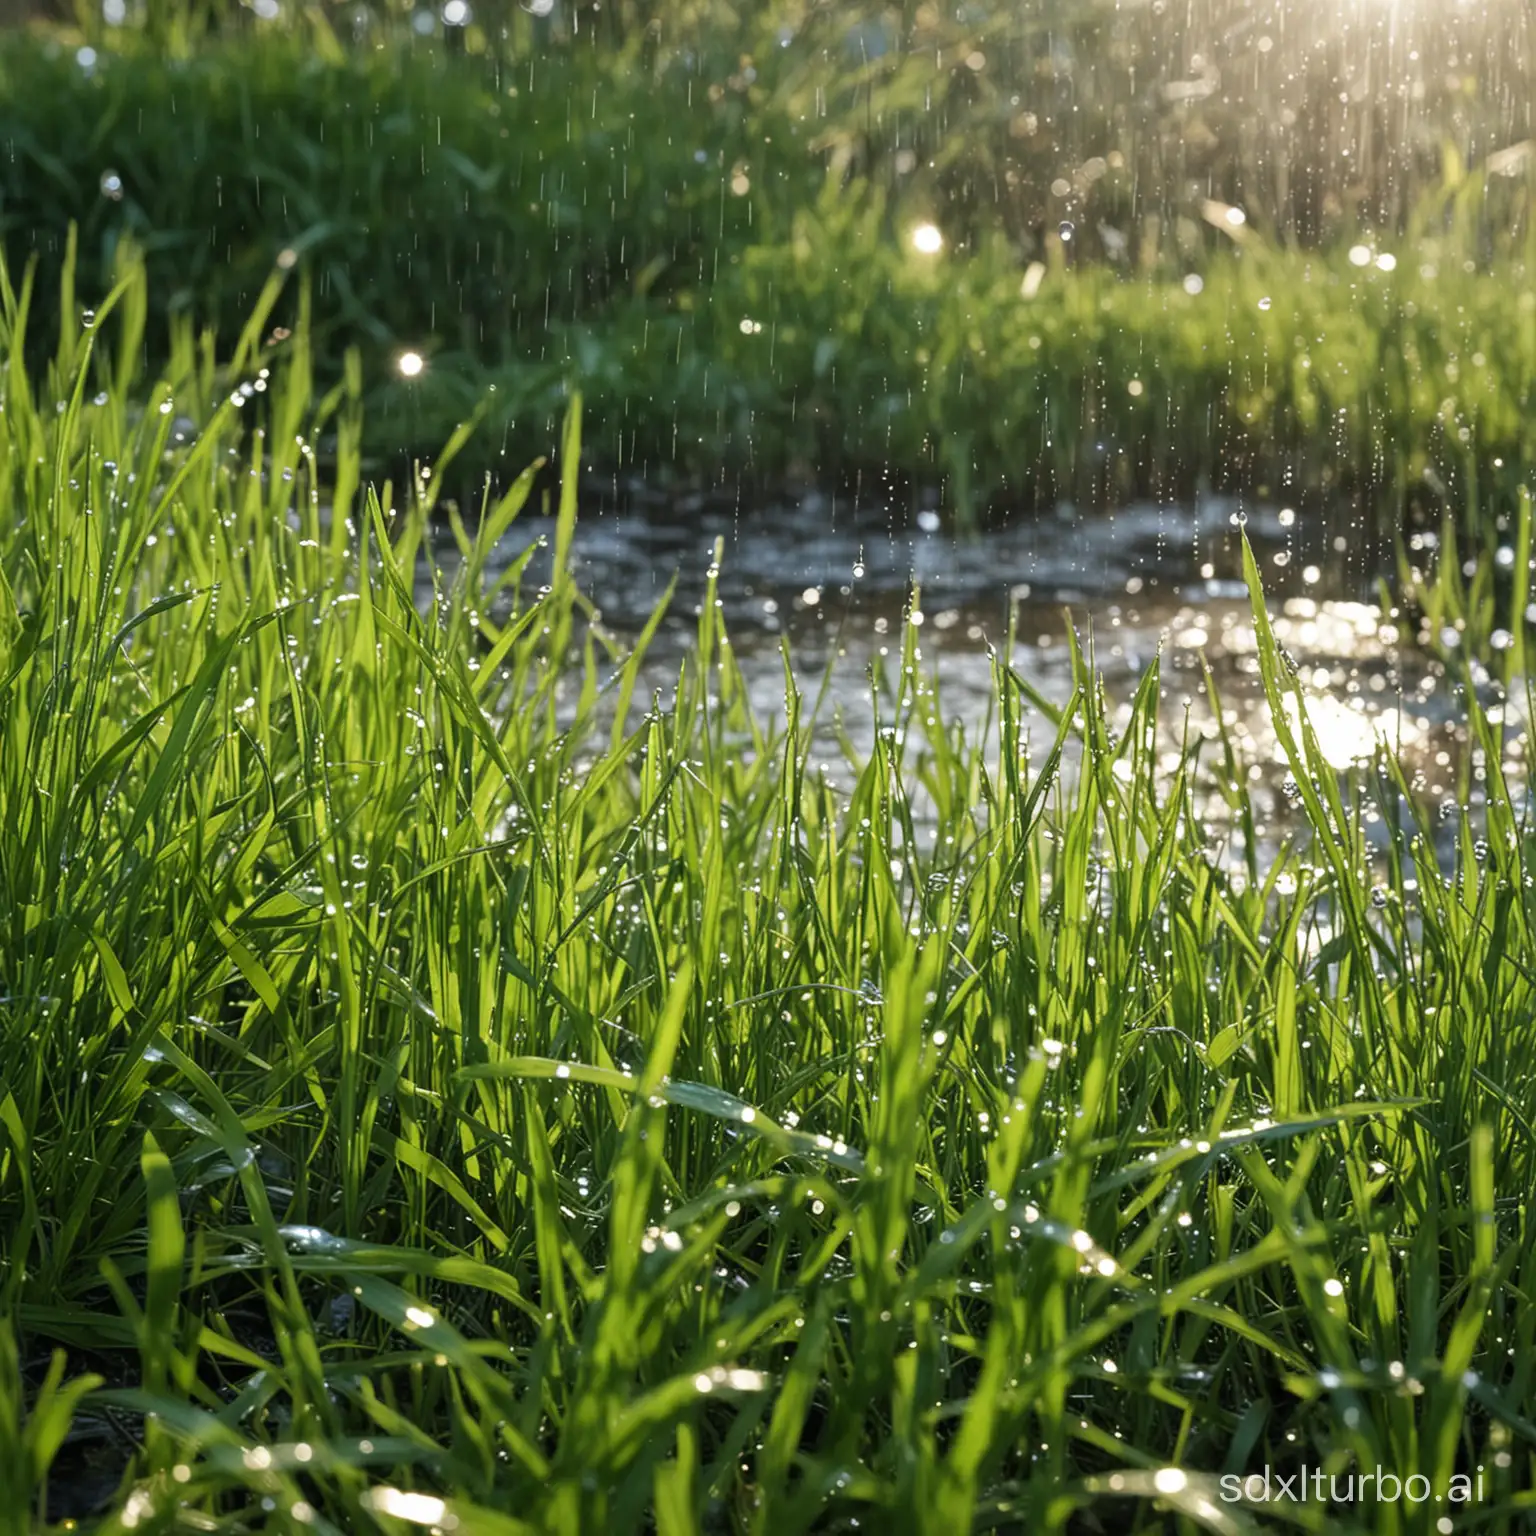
[2,21,1533,525]
[3,250,1536,1533]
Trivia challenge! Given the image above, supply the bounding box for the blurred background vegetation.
[0,0,1532,525]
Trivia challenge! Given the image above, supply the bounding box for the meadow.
[0,15,1532,527]
[4,244,1536,1534]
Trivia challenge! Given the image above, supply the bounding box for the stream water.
[428,489,1512,863]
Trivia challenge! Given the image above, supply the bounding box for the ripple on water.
[426,494,1487,861]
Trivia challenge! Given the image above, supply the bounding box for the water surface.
[430,490,1509,862]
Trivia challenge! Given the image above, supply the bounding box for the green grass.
[5,253,1536,1534]
[1,19,1533,525]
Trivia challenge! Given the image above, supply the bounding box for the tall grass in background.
[4,250,1536,1533]
[0,25,1532,525]
[55,0,1536,261]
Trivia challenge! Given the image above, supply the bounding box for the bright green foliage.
[2,251,1536,1534]
[0,26,1533,523]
